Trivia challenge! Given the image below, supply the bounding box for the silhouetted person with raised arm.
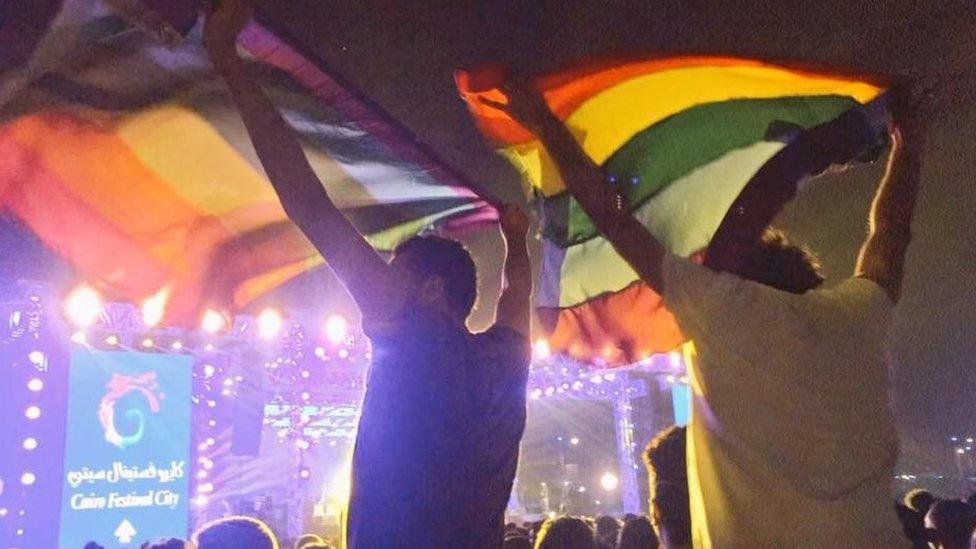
[205,2,532,547]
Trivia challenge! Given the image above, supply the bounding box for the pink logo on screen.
[98,372,162,449]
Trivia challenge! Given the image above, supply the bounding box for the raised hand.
[203,0,253,56]
[478,77,554,135]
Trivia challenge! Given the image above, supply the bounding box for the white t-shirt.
[662,254,902,548]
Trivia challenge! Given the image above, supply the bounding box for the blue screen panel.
[59,350,192,548]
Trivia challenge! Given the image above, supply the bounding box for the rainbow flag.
[0,3,493,325]
[457,56,886,365]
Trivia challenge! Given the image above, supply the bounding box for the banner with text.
[59,350,192,548]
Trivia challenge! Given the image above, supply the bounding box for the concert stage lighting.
[533,339,551,360]
[26,378,42,392]
[25,406,40,420]
[600,472,619,491]
[325,313,348,345]
[65,285,102,328]
[201,309,227,334]
[141,287,168,327]
[257,308,283,340]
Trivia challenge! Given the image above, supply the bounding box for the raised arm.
[494,204,532,338]
[485,80,669,293]
[855,112,924,302]
[204,0,405,319]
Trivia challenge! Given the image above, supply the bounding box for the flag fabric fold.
[0,1,493,325]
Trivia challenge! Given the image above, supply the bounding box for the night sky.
[258,1,976,460]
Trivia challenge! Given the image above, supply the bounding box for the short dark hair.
[535,516,596,549]
[393,236,478,317]
[737,228,824,294]
[616,516,658,549]
[644,425,691,547]
[192,516,278,549]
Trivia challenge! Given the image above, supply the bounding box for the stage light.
[604,372,616,381]
[570,437,580,446]
[65,285,102,328]
[338,348,349,359]
[104,334,119,346]
[26,378,43,392]
[600,472,619,491]
[70,331,87,345]
[203,343,216,352]
[206,400,216,408]
[300,370,310,379]
[28,351,46,367]
[194,495,208,507]
[203,364,215,378]
[571,381,584,391]
[957,448,966,455]
[141,286,169,328]
[25,406,40,420]
[197,471,208,480]
[665,375,676,384]
[529,388,542,399]
[197,483,213,494]
[0,508,6,518]
[668,351,682,368]
[141,338,154,349]
[314,347,326,359]
[544,386,556,396]
[325,313,348,345]
[533,339,551,360]
[201,309,227,334]
[171,341,184,351]
[22,438,37,451]
[301,391,310,402]
[578,486,587,493]
[299,467,311,480]
[590,375,603,384]
[257,308,283,340]
[295,439,310,450]
[20,472,35,486]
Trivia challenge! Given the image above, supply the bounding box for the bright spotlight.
[104,334,119,346]
[26,378,43,392]
[257,308,283,340]
[324,313,348,345]
[529,388,542,400]
[600,472,619,491]
[65,285,102,328]
[140,286,169,328]
[533,339,551,360]
[570,437,580,446]
[20,472,35,486]
[22,438,37,451]
[28,351,46,367]
[25,406,41,420]
[299,466,311,480]
[141,338,154,349]
[193,495,209,507]
[70,331,87,345]
[201,309,227,334]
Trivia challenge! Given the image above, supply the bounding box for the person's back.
[664,239,900,547]
[927,499,976,549]
[201,5,533,548]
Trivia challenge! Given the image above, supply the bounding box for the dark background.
[255,0,976,464]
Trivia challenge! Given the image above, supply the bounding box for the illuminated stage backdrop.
[59,350,192,548]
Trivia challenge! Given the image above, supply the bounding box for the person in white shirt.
[485,78,925,548]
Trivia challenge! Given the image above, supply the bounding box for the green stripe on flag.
[554,141,785,307]
[548,95,857,247]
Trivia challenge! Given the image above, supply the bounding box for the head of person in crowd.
[141,538,192,549]
[504,535,534,549]
[904,488,937,516]
[617,516,659,549]
[294,533,325,549]
[391,236,478,325]
[895,501,929,548]
[192,516,278,549]
[534,516,597,549]
[734,227,824,294]
[84,543,106,549]
[926,499,976,549]
[594,515,621,549]
[644,425,692,548]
